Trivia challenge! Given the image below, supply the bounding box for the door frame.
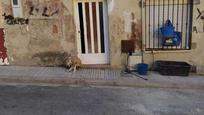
[74,0,110,64]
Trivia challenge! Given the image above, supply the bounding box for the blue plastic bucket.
[137,63,148,75]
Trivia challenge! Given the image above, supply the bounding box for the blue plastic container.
[162,32,182,46]
[160,26,175,38]
[160,20,175,38]
[137,63,148,75]
[160,20,182,46]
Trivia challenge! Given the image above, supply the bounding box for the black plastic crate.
[155,61,191,76]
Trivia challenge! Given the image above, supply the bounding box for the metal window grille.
[143,0,193,51]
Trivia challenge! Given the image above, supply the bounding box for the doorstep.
[0,66,204,90]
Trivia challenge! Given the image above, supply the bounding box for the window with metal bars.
[143,0,193,51]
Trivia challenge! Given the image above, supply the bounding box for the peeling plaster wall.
[108,0,204,69]
[0,1,9,65]
[1,0,76,66]
[1,0,204,69]
[0,2,3,28]
[107,0,141,68]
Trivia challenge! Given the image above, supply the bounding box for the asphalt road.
[0,85,204,115]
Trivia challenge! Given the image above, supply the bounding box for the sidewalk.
[0,66,204,89]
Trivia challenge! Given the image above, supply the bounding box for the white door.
[75,0,109,64]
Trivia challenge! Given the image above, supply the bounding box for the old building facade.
[0,0,204,72]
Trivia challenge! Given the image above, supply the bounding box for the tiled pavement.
[0,66,204,89]
[0,66,123,80]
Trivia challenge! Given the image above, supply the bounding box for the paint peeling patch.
[0,28,9,65]
[127,13,142,50]
[53,25,58,33]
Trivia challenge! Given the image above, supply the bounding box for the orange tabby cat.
[65,55,82,72]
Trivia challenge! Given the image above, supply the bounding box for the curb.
[0,75,204,90]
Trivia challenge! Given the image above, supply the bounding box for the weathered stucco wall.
[1,0,76,66]
[1,0,142,67]
[1,0,204,69]
[108,0,204,70]
[0,2,3,28]
[108,0,142,68]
